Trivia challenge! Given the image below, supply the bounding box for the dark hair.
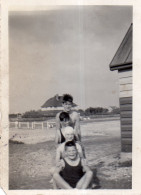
[65,140,76,150]
[59,112,70,122]
[62,94,73,103]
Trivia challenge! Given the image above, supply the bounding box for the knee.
[50,167,55,176]
[53,172,59,180]
[87,170,93,178]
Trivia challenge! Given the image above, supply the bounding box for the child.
[53,141,93,189]
[55,94,81,144]
[50,126,84,188]
[56,126,84,166]
[55,112,78,144]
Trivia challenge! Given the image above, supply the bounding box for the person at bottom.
[53,141,93,189]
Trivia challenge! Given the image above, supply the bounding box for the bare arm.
[55,113,61,144]
[74,112,81,141]
[81,159,91,173]
[76,143,84,159]
[56,147,61,165]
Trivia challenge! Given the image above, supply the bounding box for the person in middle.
[56,111,78,144]
[56,126,84,165]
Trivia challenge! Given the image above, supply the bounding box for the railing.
[9,121,56,129]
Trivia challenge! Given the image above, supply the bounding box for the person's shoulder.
[60,159,65,167]
[56,112,61,118]
[76,142,81,149]
[71,111,79,117]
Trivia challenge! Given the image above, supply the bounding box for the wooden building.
[110,24,132,152]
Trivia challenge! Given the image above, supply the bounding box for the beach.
[9,118,132,189]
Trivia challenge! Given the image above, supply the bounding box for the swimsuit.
[59,128,65,143]
[60,158,84,188]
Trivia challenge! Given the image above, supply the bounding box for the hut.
[109,24,132,152]
[41,94,77,111]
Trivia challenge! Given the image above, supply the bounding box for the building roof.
[41,94,77,108]
[110,24,132,71]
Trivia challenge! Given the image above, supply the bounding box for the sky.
[9,6,132,114]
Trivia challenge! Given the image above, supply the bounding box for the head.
[59,112,70,127]
[64,126,75,142]
[62,94,73,112]
[65,141,78,160]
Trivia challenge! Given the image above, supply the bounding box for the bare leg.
[49,167,58,189]
[82,170,93,189]
[53,173,73,189]
[52,179,58,189]
[50,167,55,176]
[76,171,93,189]
[76,175,86,189]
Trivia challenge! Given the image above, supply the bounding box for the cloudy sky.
[9,6,132,114]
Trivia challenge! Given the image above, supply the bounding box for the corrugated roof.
[41,95,77,108]
[110,24,132,70]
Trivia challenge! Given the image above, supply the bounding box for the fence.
[9,121,56,129]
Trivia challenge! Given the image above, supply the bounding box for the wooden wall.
[118,68,132,152]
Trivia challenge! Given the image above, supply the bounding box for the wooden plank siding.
[120,97,132,105]
[119,77,132,85]
[119,91,132,98]
[120,111,132,118]
[121,131,132,138]
[118,69,132,79]
[120,83,132,92]
[121,145,132,153]
[121,138,132,145]
[119,96,132,152]
[121,124,132,131]
[121,118,132,125]
[120,104,132,111]
[119,69,132,99]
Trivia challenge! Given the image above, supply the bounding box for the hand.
[56,160,62,167]
[75,140,81,146]
[56,160,65,169]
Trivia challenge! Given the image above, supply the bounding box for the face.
[64,132,74,141]
[65,146,77,160]
[60,120,70,128]
[63,101,72,112]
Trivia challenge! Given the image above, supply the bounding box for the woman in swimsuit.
[55,112,78,144]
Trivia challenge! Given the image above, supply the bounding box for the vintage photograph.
[9,6,132,190]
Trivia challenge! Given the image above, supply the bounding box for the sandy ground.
[9,119,132,189]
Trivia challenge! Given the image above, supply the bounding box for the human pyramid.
[50,94,93,189]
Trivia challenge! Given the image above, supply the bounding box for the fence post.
[31,122,34,129]
[47,121,48,129]
[15,121,18,129]
[27,122,29,129]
